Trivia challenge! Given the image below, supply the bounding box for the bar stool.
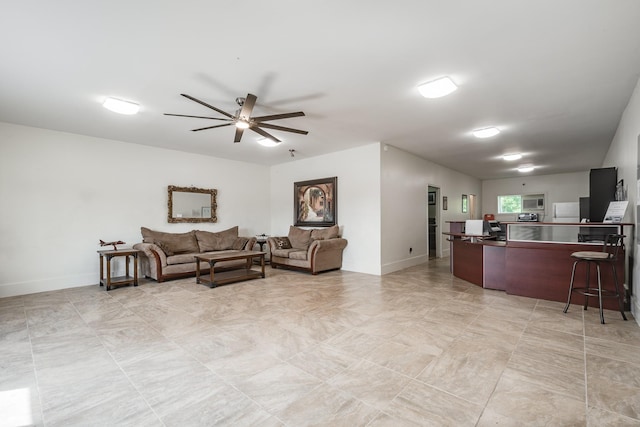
[563,234,627,324]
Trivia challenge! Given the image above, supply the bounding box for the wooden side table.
[255,235,269,264]
[98,249,140,291]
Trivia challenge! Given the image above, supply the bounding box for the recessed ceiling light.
[472,127,500,138]
[103,97,140,115]
[518,165,535,173]
[418,77,458,98]
[503,153,522,161]
[257,138,280,147]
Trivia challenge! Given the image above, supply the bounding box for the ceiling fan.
[165,93,308,143]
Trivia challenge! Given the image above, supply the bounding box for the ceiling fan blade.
[238,93,257,121]
[181,94,234,119]
[249,126,281,143]
[165,113,232,121]
[191,123,233,132]
[234,127,244,143]
[257,122,309,135]
[252,111,305,122]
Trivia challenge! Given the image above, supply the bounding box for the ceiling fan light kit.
[165,93,308,144]
[418,77,458,98]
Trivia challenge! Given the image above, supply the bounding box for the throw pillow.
[288,226,312,250]
[310,225,339,240]
[195,226,239,251]
[232,237,249,250]
[155,241,175,257]
[154,235,199,256]
[273,237,292,249]
[140,227,199,254]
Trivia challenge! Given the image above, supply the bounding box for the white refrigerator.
[552,202,580,222]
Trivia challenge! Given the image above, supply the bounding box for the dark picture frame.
[428,192,436,205]
[294,177,337,227]
[443,196,448,210]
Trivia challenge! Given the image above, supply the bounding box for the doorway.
[428,186,439,259]
[469,194,477,218]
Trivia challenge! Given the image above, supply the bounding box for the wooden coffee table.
[194,250,266,288]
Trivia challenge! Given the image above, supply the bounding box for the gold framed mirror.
[167,185,217,223]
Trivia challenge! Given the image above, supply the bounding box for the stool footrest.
[571,287,621,298]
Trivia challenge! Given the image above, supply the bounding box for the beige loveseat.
[267,225,348,274]
[133,226,257,282]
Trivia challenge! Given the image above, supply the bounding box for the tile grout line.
[69,292,168,426]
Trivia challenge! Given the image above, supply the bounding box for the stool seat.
[571,251,610,260]
[563,234,627,324]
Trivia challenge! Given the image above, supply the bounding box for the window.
[498,193,545,213]
[498,195,522,213]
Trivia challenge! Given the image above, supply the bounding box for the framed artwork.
[443,196,448,210]
[462,194,468,213]
[428,192,436,205]
[294,177,337,227]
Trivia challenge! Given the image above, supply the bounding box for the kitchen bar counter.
[444,222,633,309]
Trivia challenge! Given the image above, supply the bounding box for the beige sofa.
[133,226,257,282]
[267,225,348,274]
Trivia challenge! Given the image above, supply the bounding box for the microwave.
[517,213,539,222]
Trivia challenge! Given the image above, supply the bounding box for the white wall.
[270,143,381,275]
[602,77,640,322]
[0,122,270,297]
[381,144,482,273]
[482,171,589,222]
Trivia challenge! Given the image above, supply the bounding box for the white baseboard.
[381,255,428,275]
[0,273,98,298]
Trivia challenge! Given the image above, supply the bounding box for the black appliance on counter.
[486,220,504,240]
[517,213,539,222]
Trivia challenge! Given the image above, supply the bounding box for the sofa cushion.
[310,225,339,240]
[166,253,198,265]
[272,237,292,249]
[141,227,199,255]
[195,226,239,251]
[288,250,308,261]
[288,226,312,250]
[272,248,304,258]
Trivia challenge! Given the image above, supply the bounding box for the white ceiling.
[2,1,640,180]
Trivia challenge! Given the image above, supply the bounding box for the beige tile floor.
[1,258,640,426]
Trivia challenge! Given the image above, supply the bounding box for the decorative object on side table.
[294,177,337,227]
[99,239,126,250]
